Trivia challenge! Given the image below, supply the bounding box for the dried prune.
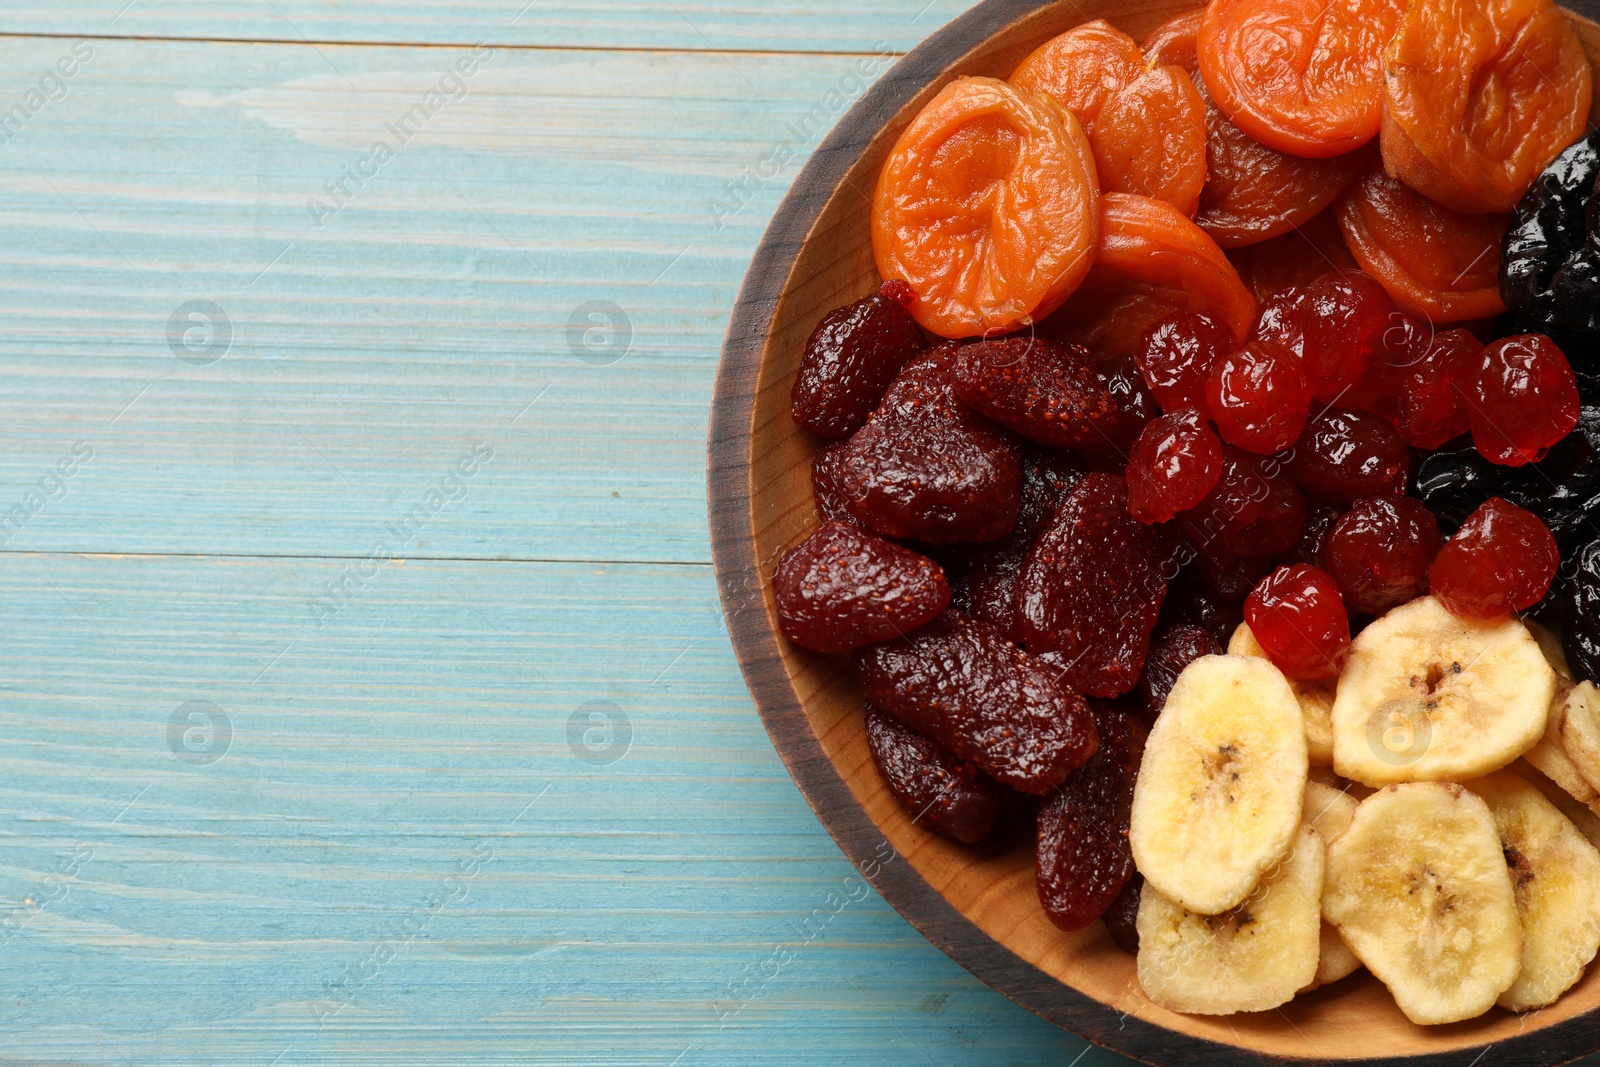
[1501,128,1600,368]
[962,447,1088,639]
[836,345,1022,544]
[865,704,1003,844]
[1102,872,1144,953]
[950,337,1123,450]
[1160,573,1245,644]
[1137,624,1223,720]
[1015,472,1175,698]
[854,612,1098,794]
[791,281,929,438]
[1564,539,1600,681]
[773,521,951,653]
[1036,704,1148,931]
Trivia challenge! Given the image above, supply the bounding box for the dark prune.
[1288,408,1409,502]
[963,447,1088,639]
[1565,539,1600,681]
[1015,472,1175,698]
[950,337,1123,450]
[854,612,1098,795]
[1501,128,1600,371]
[1137,624,1223,720]
[1102,872,1144,953]
[1159,573,1245,645]
[1177,446,1306,558]
[773,521,950,653]
[1036,704,1148,932]
[836,345,1022,544]
[1409,436,1509,536]
[865,704,1003,844]
[791,280,928,438]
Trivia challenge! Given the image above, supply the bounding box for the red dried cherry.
[1288,408,1409,502]
[865,704,1002,844]
[1193,549,1275,602]
[1344,310,1432,422]
[1326,497,1442,615]
[1429,498,1560,619]
[1468,334,1581,468]
[1244,564,1351,681]
[1127,411,1224,524]
[1206,340,1310,454]
[950,336,1125,450]
[1136,311,1236,414]
[1252,271,1395,402]
[791,281,928,438]
[773,521,951,652]
[1397,328,1480,449]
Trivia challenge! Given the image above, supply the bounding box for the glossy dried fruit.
[773,521,951,653]
[1099,354,1161,446]
[1227,208,1359,300]
[1037,704,1149,931]
[1288,408,1409,502]
[950,337,1123,450]
[1102,872,1144,953]
[1199,0,1405,157]
[811,439,863,525]
[865,704,1003,844]
[1282,499,1343,571]
[1206,340,1311,454]
[854,612,1098,794]
[1012,20,1207,214]
[1015,472,1175,697]
[1137,624,1224,719]
[836,346,1022,544]
[1382,0,1593,214]
[1193,548,1276,602]
[791,281,929,438]
[1179,446,1307,558]
[1395,329,1480,450]
[1501,128,1600,363]
[1468,334,1581,467]
[1326,497,1442,615]
[1565,539,1600,682]
[1136,311,1237,414]
[1252,270,1395,402]
[1043,193,1257,359]
[1160,573,1246,644]
[1430,498,1559,619]
[873,77,1099,337]
[1337,164,1511,323]
[1127,411,1225,525]
[1244,564,1351,681]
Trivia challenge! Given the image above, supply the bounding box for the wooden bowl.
[708,2,1600,1062]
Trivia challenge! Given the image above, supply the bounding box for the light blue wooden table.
[0,3,1150,1064]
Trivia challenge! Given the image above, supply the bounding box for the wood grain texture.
[4,2,970,52]
[711,0,1600,1063]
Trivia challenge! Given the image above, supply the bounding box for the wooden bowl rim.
[707,2,1600,1062]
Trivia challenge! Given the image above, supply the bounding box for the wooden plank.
[6,1,974,53]
[0,36,904,565]
[0,551,1094,1063]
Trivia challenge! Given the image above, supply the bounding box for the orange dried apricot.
[1013,20,1208,215]
[1336,163,1511,322]
[1227,207,1357,300]
[1382,0,1593,214]
[872,77,1099,338]
[1144,12,1371,247]
[1043,192,1257,358]
[1198,0,1406,158]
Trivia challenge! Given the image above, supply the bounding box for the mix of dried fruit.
[774,0,1600,1028]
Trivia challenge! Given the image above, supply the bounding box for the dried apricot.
[1043,193,1257,358]
[873,77,1099,338]
[1199,0,1406,157]
[1336,163,1511,323]
[1227,208,1357,300]
[1382,0,1593,214]
[1013,21,1207,215]
[1143,13,1370,247]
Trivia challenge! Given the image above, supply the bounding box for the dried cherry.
[1288,408,1409,502]
[1179,446,1307,557]
[1252,270,1395,402]
[1467,333,1580,468]
[950,336,1123,450]
[1136,311,1236,415]
[1430,497,1559,619]
[1325,497,1442,615]
[865,704,1003,844]
[773,521,951,653]
[1036,704,1149,931]
[1206,339,1310,454]
[1099,354,1161,446]
[1395,329,1480,450]
[1015,472,1175,698]
[854,612,1098,794]
[791,281,929,438]
[1126,411,1225,525]
[1244,564,1351,681]
[1282,499,1344,571]
[836,345,1022,544]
